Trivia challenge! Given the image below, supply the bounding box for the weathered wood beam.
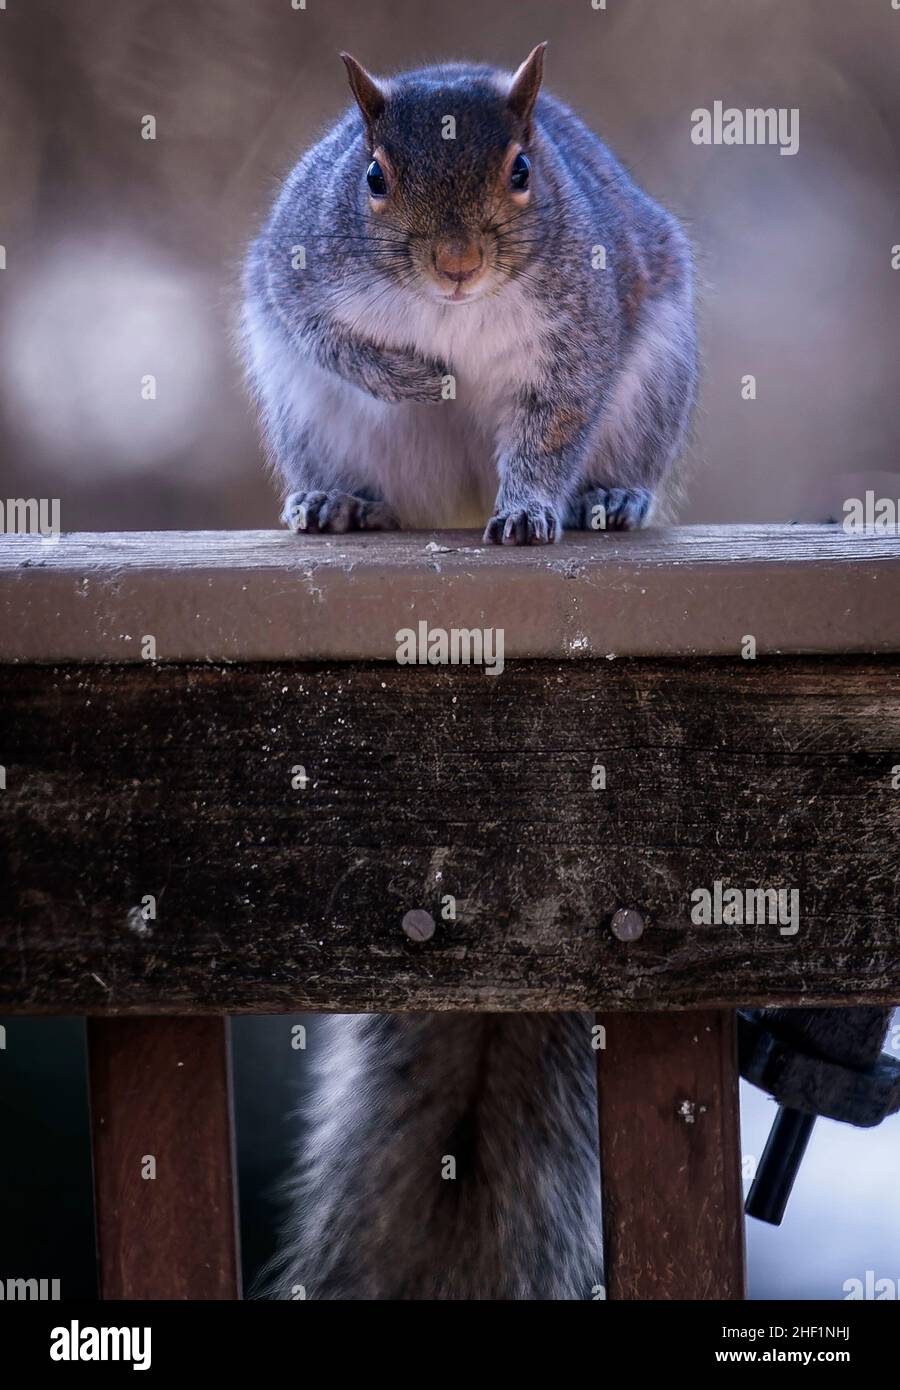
[88,1016,240,1299]
[2,525,899,661]
[2,657,898,1012]
[596,1010,746,1299]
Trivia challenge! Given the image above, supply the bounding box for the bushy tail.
[264,1013,604,1300]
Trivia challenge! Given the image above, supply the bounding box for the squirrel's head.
[339,46,547,305]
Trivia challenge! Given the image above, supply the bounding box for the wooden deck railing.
[1,525,898,1300]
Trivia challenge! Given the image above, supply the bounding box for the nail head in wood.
[611,907,645,942]
[402,909,435,942]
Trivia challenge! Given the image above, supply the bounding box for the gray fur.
[241,54,697,539]
[263,1014,604,1301]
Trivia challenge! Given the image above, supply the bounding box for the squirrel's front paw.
[283,491,399,534]
[483,499,562,546]
[568,486,653,531]
[377,348,450,404]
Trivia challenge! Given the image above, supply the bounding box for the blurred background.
[1,0,899,524]
[1,0,899,1301]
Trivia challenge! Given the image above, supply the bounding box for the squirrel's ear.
[507,42,547,139]
[340,52,386,134]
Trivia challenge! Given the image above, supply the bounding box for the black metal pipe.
[745,1106,816,1226]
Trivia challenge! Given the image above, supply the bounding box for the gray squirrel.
[243,47,697,1299]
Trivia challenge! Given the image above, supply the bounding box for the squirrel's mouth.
[430,271,493,304]
[442,285,479,304]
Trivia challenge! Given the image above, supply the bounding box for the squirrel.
[242,42,697,540]
[243,47,698,1299]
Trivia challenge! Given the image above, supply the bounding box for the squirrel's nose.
[432,236,484,284]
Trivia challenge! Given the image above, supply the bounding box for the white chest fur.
[325,278,550,526]
[245,276,551,528]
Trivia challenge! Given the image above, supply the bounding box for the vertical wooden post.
[596,1009,746,1299]
[88,1017,241,1300]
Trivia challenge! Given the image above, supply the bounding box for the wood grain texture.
[2,525,899,661]
[596,1009,746,1299]
[2,657,898,1013]
[88,1017,240,1299]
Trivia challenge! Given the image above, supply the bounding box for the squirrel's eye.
[366,159,387,197]
[510,152,531,191]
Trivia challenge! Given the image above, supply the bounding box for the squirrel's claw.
[567,485,653,532]
[283,490,399,534]
[483,504,561,546]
